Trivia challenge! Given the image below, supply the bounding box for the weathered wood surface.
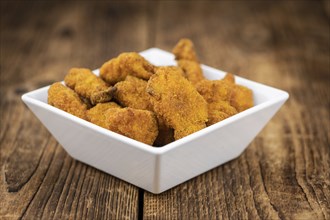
[0,1,147,219]
[1,1,329,219]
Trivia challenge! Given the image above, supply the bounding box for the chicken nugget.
[196,79,233,103]
[116,75,174,145]
[147,66,208,140]
[222,73,235,84]
[230,85,254,112]
[64,68,115,105]
[196,79,238,125]
[114,76,153,111]
[87,102,121,128]
[100,52,155,85]
[196,75,253,124]
[207,101,238,126]
[220,73,253,112]
[99,58,123,85]
[173,38,205,86]
[48,82,87,120]
[106,108,158,145]
[172,38,199,61]
[177,60,204,86]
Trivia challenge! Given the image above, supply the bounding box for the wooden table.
[1,1,329,219]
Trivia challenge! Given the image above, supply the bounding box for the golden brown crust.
[147,66,208,140]
[48,38,254,146]
[64,68,114,105]
[222,73,235,84]
[177,60,205,86]
[173,39,205,86]
[87,102,121,128]
[88,104,158,145]
[220,73,253,112]
[106,108,159,145]
[99,57,126,85]
[100,52,155,85]
[119,52,155,79]
[172,38,199,62]
[114,76,153,111]
[196,79,233,103]
[196,79,238,125]
[230,85,254,112]
[90,87,117,105]
[48,82,87,120]
[196,74,253,124]
[207,101,238,126]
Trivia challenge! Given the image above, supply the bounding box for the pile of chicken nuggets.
[48,39,254,146]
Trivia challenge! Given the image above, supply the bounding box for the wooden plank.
[0,1,151,219]
[1,1,329,219]
[144,1,329,219]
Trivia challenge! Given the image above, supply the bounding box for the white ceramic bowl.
[22,48,289,194]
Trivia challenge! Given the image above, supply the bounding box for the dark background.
[1,1,329,219]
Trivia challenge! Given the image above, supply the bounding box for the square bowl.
[22,48,289,194]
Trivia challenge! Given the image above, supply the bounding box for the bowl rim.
[21,48,289,155]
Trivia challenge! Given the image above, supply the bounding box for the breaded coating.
[99,58,123,85]
[196,75,253,124]
[118,52,155,79]
[147,66,208,140]
[177,60,204,86]
[125,75,146,83]
[230,85,254,112]
[47,38,255,147]
[106,108,158,145]
[196,80,233,103]
[221,72,253,112]
[196,79,237,125]
[222,73,235,84]
[64,68,115,105]
[207,101,238,126]
[114,76,153,111]
[173,38,205,86]
[172,38,199,61]
[87,102,121,128]
[91,87,116,105]
[48,82,87,120]
[88,105,158,145]
[100,52,155,85]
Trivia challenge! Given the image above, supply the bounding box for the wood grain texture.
[144,1,330,219]
[0,1,329,220]
[0,1,151,219]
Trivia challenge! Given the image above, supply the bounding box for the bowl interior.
[22,48,289,151]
